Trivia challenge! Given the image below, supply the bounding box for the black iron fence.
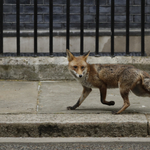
[0,0,146,57]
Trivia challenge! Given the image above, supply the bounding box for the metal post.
[16,0,20,56]
[141,0,145,56]
[111,0,114,56]
[80,0,84,55]
[126,0,129,55]
[34,0,37,56]
[49,0,53,56]
[95,0,99,55]
[66,0,70,50]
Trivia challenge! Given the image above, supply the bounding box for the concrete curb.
[1,56,150,80]
[1,137,150,143]
[0,114,148,137]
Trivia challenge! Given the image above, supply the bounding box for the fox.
[66,49,150,114]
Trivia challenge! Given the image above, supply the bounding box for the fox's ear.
[83,51,90,61]
[66,49,75,62]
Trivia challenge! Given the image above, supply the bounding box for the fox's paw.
[108,101,115,106]
[112,111,119,115]
[67,106,75,110]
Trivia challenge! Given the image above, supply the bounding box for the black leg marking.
[67,99,80,110]
[100,91,115,106]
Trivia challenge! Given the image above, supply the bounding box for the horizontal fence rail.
[0,0,147,57]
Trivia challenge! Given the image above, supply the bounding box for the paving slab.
[0,81,38,114]
[0,80,149,137]
[38,81,150,114]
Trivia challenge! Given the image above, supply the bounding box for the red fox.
[66,49,150,114]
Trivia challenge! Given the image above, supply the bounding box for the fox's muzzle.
[79,75,83,78]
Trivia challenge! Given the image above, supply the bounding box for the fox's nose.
[79,75,82,78]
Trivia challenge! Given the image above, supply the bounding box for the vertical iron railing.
[80,0,84,55]
[0,0,146,57]
[66,0,70,50]
[95,0,99,55]
[126,0,129,55]
[141,0,145,56]
[49,0,53,56]
[34,0,37,56]
[0,0,3,55]
[111,0,114,56]
[16,0,20,56]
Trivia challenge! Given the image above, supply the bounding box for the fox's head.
[66,49,90,78]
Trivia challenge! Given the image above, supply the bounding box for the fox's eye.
[73,66,77,69]
[81,66,85,69]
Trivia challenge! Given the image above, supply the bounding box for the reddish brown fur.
[66,49,150,114]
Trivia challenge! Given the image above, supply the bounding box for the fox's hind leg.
[115,69,140,114]
[115,88,130,114]
[99,85,115,106]
[67,86,92,110]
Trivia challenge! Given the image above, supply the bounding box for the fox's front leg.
[99,85,115,106]
[67,86,92,110]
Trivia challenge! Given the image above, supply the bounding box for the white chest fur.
[69,70,94,88]
[77,74,94,88]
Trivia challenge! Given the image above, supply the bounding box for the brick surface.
[133,15,141,23]
[4,14,16,23]
[31,0,44,4]
[31,15,43,23]
[3,5,12,13]
[2,0,150,30]
[4,0,16,4]
[147,0,150,5]
[146,6,150,14]
[20,14,31,23]
[115,7,126,14]
[20,0,31,4]
[134,0,141,5]
[146,15,150,22]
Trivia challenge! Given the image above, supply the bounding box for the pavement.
[1,137,150,150]
[0,80,150,137]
